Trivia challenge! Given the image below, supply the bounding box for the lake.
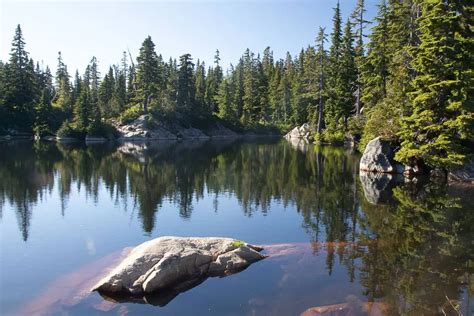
[1,139,473,315]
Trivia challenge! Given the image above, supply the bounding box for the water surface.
[1,139,473,315]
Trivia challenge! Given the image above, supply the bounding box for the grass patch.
[232,240,245,248]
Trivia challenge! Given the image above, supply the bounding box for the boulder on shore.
[284,123,311,140]
[359,137,405,174]
[92,236,265,296]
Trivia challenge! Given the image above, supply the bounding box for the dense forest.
[0,0,472,170]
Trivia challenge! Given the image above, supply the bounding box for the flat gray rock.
[92,236,265,296]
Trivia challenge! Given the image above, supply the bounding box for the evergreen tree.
[194,60,207,116]
[71,70,82,105]
[99,66,115,117]
[73,84,91,132]
[53,51,72,113]
[136,36,160,112]
[396,0,474,169]
[361,0,389,110]
[315,28,328,135]
[216,79,235,121]
[242,49,257,124]
[339,19,357,123]
[2,24,38,131]
[351,0,370,116]
[325,1,345,136]
[33,88,52,136]
[114,65,127,115]
[177,53,195,115]
[205,50,223,114]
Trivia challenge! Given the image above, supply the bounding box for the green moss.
[232,240,245,248]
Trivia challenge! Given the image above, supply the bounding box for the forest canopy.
[0,0,472,170]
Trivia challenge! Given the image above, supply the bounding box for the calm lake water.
[1,139,473,316]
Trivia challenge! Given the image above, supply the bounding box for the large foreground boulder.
[92,236,265,296]
[360,137,404,173]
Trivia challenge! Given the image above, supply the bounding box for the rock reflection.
[359,171,404,205]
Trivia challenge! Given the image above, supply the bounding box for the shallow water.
[0,139,473,315]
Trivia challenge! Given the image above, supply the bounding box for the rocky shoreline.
[1,114,280,143]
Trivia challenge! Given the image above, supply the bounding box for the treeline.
[0,0,472,169]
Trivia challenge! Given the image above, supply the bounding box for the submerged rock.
[301,296,388,316]
[92,236,265,297]
[359,137,404,174]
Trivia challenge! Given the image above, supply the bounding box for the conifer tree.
[98,66,115,117]
[242,49,257,124]
[73,84,91,132]
[194,60,207,116]
[136,36,160,112]
[361,0,389,110]
[396,0,474,169]
[2,25,38,131]
[325,1,344,136]
[53,51,72,113]
[315,28,328,134]
[33,88,52,136]
[177,53,195,115]
[339,19,357,123]
[351,0,370,116]
[216,79,235,121]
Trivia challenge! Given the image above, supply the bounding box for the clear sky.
[1,0,377,75]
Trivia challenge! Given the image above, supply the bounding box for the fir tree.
[53,51,72,113]
[315,28,328,135]
[177,53,195,115]
[33,88,52,136]
[395,0,474,169]
[2,24,38,131]
[73,84,91,132]
[136,36,160,113]
[194,60,207,116]
[351,0,370,116]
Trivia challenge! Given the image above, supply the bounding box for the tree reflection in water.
[0,140,472,314]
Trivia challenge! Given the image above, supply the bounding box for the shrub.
[87,120,117,139]
[358,100,401,152]
[120,104,142,124]
[57,121,81,138]
[322,129,345,144]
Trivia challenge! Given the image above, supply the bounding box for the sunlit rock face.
[92,237,265,297]
[360,137,404,174]
[284,123,311,140]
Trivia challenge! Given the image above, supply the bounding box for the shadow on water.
[0,139,473,315]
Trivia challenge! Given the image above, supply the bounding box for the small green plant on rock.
[232,240,245,248]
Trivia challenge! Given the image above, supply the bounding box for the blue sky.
[1,0,377,75]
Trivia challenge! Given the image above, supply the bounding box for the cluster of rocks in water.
[359,137,474,204]
[92,236,265,304]
[359,137,474,183]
